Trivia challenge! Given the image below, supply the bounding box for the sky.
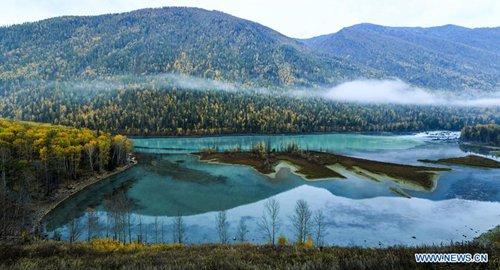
[0,0,499,38]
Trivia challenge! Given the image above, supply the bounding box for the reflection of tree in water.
[53,195,335,247]
[459,143,498,157]
[104,190,134,243]
[43,174,139,233]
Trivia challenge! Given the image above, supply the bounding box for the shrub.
[305,235,313,248]
[277,234,288,246]
[21,231,31,244]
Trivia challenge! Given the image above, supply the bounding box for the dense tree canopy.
[0,84,497,136]
[461,124,500,146]
[0,118,132,239]
[303,24,500,92]
[0,7,359,89]
[2,7,499,91]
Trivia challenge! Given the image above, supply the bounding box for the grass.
[419,155,500,169]
[0,240,497,270]
[475,226,500,249]
[197,150,449,190]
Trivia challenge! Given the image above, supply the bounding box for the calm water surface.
[43,133,500,246]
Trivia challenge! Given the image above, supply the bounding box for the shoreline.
[30,161,138,236]
[128,130,454,140]
[460,141,500,149]
[196,151,447,193]
[264,160,304,179]
[197,156,342,182]
[266,161,342,182]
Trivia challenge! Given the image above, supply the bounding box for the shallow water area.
[43,133,500,246]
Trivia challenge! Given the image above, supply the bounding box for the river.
[42,132,500,247]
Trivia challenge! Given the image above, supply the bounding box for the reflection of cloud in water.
[325,201,411,230]
[44,134,500,246]
[46,185,500,247]
[243,185,500,246]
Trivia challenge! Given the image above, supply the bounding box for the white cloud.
[0,0,167,27]
[0,0,499,38]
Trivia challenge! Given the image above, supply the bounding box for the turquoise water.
[43,133,500,246]
[133,133,425,155]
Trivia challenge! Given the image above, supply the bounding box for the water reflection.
[42,133,500,246]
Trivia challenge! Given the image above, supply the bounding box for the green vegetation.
[0,118,133,240]
[303,24,500,91]
[1,84,497,136]
[0,240,497,270]
[0,7,358,88]
[461,124,500,147]
[197,143,449,190]
[0,8,498,137]
[419,155,500,168]
[475,226,500,249]
[1,7,499,91]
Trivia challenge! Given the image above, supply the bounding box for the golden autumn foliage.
[304,235,314,248]
[83,239,183,252]
[0,118,133,239]
[277,234,289,246]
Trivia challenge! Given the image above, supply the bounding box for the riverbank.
[129,131,424,139]
[28,161,137,237]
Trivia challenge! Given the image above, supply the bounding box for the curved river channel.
[43,133,500,247]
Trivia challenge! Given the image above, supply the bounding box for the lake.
[42,133,500,247]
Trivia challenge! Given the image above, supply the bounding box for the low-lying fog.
[316,79,500,106]
[43,74,500,107]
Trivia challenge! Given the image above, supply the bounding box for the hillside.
[0,7,362,88]
[1,83,497,136]
[302,23,500,91]
[1,8,499,92]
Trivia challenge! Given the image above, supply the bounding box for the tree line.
[1,85,498,136]
[0,118,133,239]
[460,124,500,147]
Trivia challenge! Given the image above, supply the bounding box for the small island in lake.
[195,143,449,192]
[419,155,500,168]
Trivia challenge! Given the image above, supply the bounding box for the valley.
[0,4,499,269]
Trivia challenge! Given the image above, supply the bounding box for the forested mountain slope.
[1,83,497,136]
[0,8,498,136]
[2,8,499,91]
[0,7,362,88]
[302,24,500,91]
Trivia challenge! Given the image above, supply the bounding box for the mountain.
[0,7,499,92]
[302,23,500,91]
[0,7,362,88]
